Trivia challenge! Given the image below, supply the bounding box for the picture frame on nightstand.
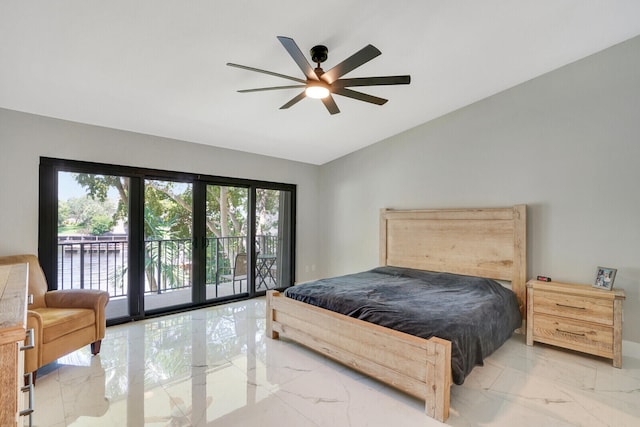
[594,266,616,290]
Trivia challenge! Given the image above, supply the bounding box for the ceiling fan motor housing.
[310,45,328,64]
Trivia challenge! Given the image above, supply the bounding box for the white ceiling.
[2,1,640,165]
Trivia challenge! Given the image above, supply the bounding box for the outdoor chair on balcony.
[220,253,247,293]
[0,254,109,384]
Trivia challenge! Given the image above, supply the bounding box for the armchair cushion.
[36,308,95,343]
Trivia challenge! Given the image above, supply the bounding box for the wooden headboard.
[379,205,527,318]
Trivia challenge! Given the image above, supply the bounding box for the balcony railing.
[57,235,278,297]
[58,237,129,297]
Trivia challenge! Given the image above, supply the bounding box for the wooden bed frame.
[266,205,527,422]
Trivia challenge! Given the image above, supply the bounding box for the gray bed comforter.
[284,266,521,385]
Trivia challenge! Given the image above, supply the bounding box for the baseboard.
[623,339,640,359]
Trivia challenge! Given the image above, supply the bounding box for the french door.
[195,183,293,301]
[254,188,292,292]
[202,184,249,301]
[143,179,194,312]
[55,171,132,320]
[39,158,295,324]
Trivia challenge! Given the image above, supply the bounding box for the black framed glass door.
[143,179,194,313]
[40,157,296,324]
[56,171,131,321]
[255,188,293,291]
[203,184,249,301]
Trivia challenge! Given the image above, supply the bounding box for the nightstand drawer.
[533,290,613,326]
[532,314,613,357]
[527,279,625,367]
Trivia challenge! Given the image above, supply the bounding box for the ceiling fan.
[227,36,411,115]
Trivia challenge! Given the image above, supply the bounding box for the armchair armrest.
[45,289,109,311]
[45,289,110,343]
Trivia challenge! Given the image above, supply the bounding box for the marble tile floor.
[30,298,640,427]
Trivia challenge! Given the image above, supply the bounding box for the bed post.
[379,208,389,266]
[425,337,451,422]
[266,290,280,339]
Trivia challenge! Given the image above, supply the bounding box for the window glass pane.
[144,179,193,311]
[255,188,292,290]
[57,171,129,320]
[205,185,249,299]
[43,158,295,323]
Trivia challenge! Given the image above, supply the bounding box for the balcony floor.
[106,278,277,319]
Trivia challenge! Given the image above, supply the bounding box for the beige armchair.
[0,254,109,383]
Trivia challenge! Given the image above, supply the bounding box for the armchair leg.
[91,340,102,355]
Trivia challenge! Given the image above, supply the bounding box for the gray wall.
[0,108,322,283]
[319,36,640,345]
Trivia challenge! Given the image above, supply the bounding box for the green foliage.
[66,172,285,292]
[73,173,129,222]
[256,189,280,235]
[90,215,114,236]
[75,173,120,202]
[144,180,193,239]
[58,200,70,226]
[59,196,116,230]
[144,202,180,240]
[70,173,280,240]
[74,173,112,201]
[57,224,84,234]
[205,185,249,238]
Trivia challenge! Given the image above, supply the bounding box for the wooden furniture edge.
[526,284,534,346]
[0,263,29,426]
[526,279,626,300]
[266,290,452,421]
[613,298,623,368]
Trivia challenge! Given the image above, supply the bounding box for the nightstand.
[526,279,625,367]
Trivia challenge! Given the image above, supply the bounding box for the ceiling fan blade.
[321,95,340,115]
[333,75,411,88]
[227,63,306,84]
[238,85,306,93]
[322,44,381,83]
[280,91,307,110]
[333,88,388,105]
[277,36,318,81]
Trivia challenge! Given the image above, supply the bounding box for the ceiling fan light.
[305,84,330,99]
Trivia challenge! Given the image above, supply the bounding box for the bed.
[266,205,527,422]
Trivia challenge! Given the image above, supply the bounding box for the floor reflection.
[32,298,640,427]
[35,300,270,426]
